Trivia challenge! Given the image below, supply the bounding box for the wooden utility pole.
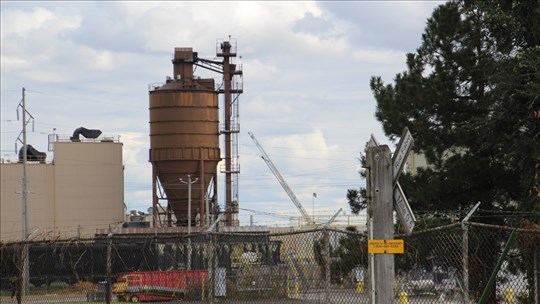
[367,145,394,303]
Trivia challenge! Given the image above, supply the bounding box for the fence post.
[460,202,480,304]
[106,238,112,304]
[534,247,538,304]
[478,229,517,304]
[324,228,330,303]
[207,233,215,304]
[16,244,24,304]
[462,223,470,303]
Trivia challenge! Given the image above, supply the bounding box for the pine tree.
[364,0,540,223]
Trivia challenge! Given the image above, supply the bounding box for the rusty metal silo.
[149,48,219,227]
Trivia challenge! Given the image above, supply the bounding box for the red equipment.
[113,270,208,302]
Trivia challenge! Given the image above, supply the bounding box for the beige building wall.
[1,164,55,241]
[406,152,429,176]
[1,141,124,241]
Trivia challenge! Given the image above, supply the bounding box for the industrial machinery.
[18,144,46,163]
[149,47,220,227]
[70,127,102,141]
[248,131,315,226]
[113,270,208,302]
[149,39,243,228]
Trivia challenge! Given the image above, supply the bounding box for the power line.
[239,208,292,219]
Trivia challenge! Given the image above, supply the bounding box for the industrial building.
[1,39,364,242]
[0,133,124,241]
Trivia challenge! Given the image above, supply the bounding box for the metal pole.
[152,168,158,227]
[462,223,470,303]
[200,155,205,226]
[206,214,223,303]
[180,175,198,234]
[187,175,193,270]
[106,225,120,304]
[369,217,376,303]
[17,245,24,304]
[21,87,28,243]
[366,134,377,304]
[366,151,376,304]
[213,175,218,224]
[205,193,210,227]
[534,247,538,304]
[207,233,215,303]
[478,229,517,304]
[106,238,112,304]
[222,42,233,227]
[323,208,342,228]
[188,175,192,234]
[324,228,330,303]
[313,193,316,223]
[213,233,218,303]
[461,202,480,303]
[180,175,198,270]
[21,87,30,296]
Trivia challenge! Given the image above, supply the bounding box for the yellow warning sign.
[368,239,404,254]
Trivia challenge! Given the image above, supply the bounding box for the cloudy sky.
[1,1,443,227]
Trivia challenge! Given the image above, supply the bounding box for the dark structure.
[0,236,281,288]
[18,145,46,163]
[70,127,102,141]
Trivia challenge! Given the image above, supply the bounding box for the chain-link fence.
[1,222,538,303]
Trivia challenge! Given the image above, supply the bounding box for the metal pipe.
[152,168,158,227]
[200,155,205,226]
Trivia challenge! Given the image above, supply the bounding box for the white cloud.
[243,95,295,118]
[121,132,148,164]
[265,129,338,164]
[1,7,80,36]
[1,55,31,70]
[352,49,406,65]
[242,59,279,83]
[78,47,116,71]
[1,1,437,225]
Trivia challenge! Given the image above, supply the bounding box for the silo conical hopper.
[149,48,219,226]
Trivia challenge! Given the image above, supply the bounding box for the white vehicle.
[404,266,461,300]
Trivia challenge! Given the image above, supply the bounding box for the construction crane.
[248,131,315,226]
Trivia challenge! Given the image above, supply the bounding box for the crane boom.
[248,131,314,224]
